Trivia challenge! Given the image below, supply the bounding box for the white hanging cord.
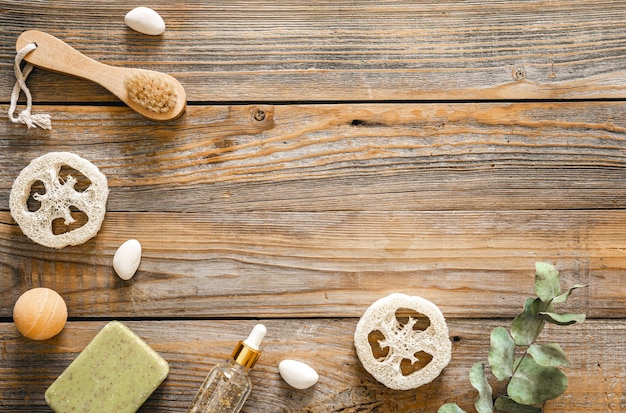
[8,43,52,130]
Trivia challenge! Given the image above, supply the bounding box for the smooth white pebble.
[113,239,142,280]
[278,359,319,389]
[125,7,166,36]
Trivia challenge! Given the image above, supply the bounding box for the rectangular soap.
[45,321,169,413]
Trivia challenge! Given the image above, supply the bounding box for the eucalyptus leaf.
[438,403,467,413]
[508,356,568,404]
[469,363,493,413]
[534,262,561,301]
[552,284,587,304]
[494,396,542,413]
[527,343,570,367]
[488,326,515,381]
[539,312,586,326]
[511,298,545,346]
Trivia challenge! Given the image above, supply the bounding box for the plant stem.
[507,315,546,390]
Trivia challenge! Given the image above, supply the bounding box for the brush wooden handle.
[16,30,186,121]
[16,30,110,82]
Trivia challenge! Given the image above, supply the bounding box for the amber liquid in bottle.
[188,325,266,413]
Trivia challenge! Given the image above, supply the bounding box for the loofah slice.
[354,293,452,390]
[10,152,108,249]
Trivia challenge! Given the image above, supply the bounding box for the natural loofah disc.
[354,293,452,390]
[9,152,109,249]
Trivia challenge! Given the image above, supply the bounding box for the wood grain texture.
[1,1,624,412]
[2,102,626,213]
[3,1,626,102]
[2,209,624,319]
[0,319,623,412]
[1,103,625,319]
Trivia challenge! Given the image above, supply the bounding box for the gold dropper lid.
[231,324,266,369]
[232,341,262,369]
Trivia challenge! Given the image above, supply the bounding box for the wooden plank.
[4,209,625,319]
[0,319,623,412]
[2,102,626,213]
[3,1,626,102]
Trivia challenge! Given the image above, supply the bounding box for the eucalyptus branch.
[438,262,587,413]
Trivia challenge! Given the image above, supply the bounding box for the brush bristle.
[125,72,177,114]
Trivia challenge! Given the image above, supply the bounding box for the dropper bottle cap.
[231,324,266,369]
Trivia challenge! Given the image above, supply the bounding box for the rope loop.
[8,43,52,130]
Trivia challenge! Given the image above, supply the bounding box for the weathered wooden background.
[1,1,624,412]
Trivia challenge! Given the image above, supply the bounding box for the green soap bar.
[45,321,169,413]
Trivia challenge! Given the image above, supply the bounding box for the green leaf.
[511,298,545,346]
[508,356,568,405]
[534,262,561,301]
[539,312,586,326]
[552,284,588,304]
[488,326,515,381]
[494,396,542,413]
[527,343,570,367]
[438,403,467,413]
[469,363,493,413]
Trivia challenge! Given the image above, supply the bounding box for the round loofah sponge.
[9,152,108,249]
[354,293,452,390]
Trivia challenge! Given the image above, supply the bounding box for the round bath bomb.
[13,288,68,340]
[354,293,452,390]
[9,152,108,249]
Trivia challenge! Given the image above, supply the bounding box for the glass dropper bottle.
[188,324,267,413]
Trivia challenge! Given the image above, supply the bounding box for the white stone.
[113,239,142,280]
[124,7,166,36]
[278,359,319,390]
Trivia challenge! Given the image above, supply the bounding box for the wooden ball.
[13,288,67,340]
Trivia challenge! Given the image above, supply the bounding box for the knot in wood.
[512,66,526,81]
[252,108,266,122]
[248,106,274,127]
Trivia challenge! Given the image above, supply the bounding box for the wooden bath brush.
[16,30,186,121]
